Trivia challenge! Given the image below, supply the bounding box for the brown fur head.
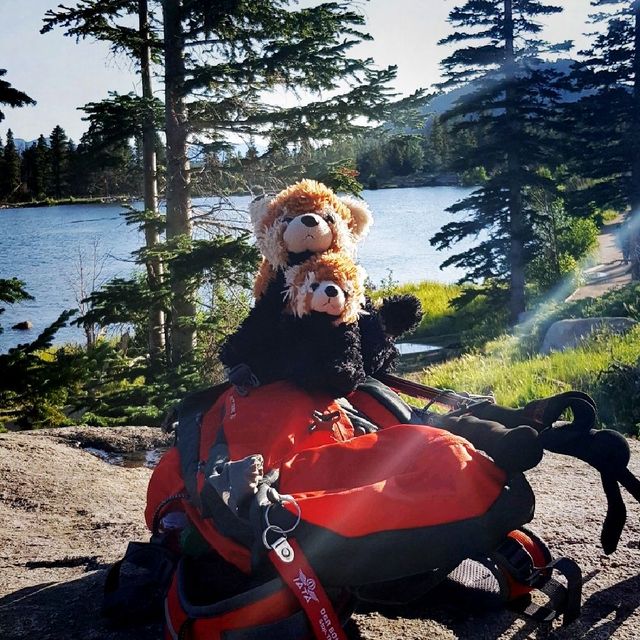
[249,179,372,273]
[284,251,367,325]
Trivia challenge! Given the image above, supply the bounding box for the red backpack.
[127,374,640,638]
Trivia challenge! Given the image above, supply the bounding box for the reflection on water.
[396,342,440,355]
[84,446,168,468]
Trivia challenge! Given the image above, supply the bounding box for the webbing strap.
[176,383,229,511]
[491,537,582,626]
[508,557,582,626]
[269,538,347,640]
[378,373,494,410]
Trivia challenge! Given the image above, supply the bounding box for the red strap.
[269,537,347,640]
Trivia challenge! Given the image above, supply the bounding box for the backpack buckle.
[493,537,541,586]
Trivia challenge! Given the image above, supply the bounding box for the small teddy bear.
[280,251,367,397]
[279,251,369,397]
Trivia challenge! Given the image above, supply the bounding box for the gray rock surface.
[540,317,637,354]
[1,428,640,639]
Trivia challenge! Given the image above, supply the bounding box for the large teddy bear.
[250,178,373,298]
[220,180,421,391]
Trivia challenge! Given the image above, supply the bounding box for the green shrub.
[596,359,640,435]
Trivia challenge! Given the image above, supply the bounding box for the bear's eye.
[282,216,293,225]
[310,282,320,291]
[324,214,335,224]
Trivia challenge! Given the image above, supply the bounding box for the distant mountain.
[416,58,582,132]
[13,138,36,153]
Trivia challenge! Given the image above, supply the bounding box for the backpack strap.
[176,383,230,512]
[260,490,348,640]
[377,372,494,410]
[446,529,582,626]
[492,532,582,625]
[268,537,347,640]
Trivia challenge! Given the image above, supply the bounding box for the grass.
[368,278,509,346]
[375,280,640,434]
[415,326,640,433]
[369,280,462,339]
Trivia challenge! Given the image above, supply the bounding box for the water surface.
[0,186,474,352]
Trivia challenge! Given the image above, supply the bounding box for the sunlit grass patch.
[416,326,640,432]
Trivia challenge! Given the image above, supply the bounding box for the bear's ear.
[340,195,373,240]
[248,193,274,227]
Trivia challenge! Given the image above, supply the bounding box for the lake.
[0,186,474,352]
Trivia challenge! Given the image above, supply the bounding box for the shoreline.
[0,175,467,209]
[0,195,134,210]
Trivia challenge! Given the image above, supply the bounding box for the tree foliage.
[567,1,640,277]
[0,69,35,122]
[431,0,569,322]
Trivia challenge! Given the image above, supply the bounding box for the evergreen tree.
[44,0,400,367]
[0,69,35,122]
[160,0,398,363]
[0,134,4,198]
[432,0,568,323]
[23,135,51,198]
[1,129,22,200]
[49,125,70,198]
[43,0,167,360]
[423,116,452,174]
[385,135,424,176]
[569,1,640,278]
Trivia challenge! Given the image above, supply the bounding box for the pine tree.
[44,0,400,367]
[43,0,167,359]
[1,129,22,201]
[424,116,452,174]
[432,0,568,323]
[24,135,51,198]
[0,69,35,122]
[161,0,398,363]
[49,125,70,198]
[569,1,640,279]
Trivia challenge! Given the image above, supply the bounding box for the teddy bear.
[280,251,368,397]
[223,250,368,397]
[220,180,372,390]
[250,178,373,298]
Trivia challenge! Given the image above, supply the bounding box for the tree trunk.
[139,0,166,362]
[162,0,196,364]
[504,0,526,323]
[631,0,640,279]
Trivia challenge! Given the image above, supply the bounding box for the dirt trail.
[566,217,632,302]
[1,427,640,639]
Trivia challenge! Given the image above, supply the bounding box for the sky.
[0,0,594,143]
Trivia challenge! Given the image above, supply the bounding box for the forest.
[0,0,639,432]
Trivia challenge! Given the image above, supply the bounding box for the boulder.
[540,317,637,355]
[12,320,32,330]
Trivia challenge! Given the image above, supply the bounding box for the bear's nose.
[301,215,319,227]
[325,285,339,298]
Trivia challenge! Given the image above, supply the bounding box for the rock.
[11,320,32,330]
[541,317,637,355]
[1,429,640,638]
